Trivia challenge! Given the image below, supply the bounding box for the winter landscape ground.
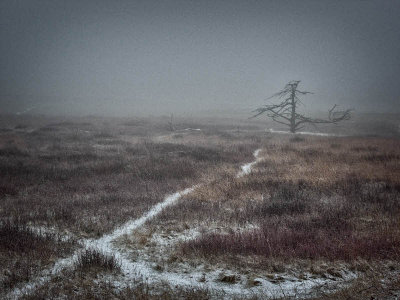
[0,113,399,299]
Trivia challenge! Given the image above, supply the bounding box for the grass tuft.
[75,248,121,272]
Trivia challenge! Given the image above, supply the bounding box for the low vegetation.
[1,114,399,299]
[0,114,262,297]
[0,117,258,238]
[0,220,76,290]
[75,248,121,273]
[151,135,400,297]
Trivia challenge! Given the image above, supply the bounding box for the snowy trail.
[238,149,262,177]
[88,187,195,250]
[7,147,356,299]
[268,128,345,137]
[103,147,353,299]
[7,147,354,299]
[7,149,261,299]
[108,245,348,299]
[7,188,194,299]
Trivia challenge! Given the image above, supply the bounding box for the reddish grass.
[176,136,400,263]
[182,220,400,261]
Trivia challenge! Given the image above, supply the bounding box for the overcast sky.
[1,0,399,116]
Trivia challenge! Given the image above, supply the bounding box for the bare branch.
[271,117,291,127]
[296,90,313,95]
[295,106,352,125]
[252,81,352,133]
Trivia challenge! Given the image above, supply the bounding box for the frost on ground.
[6,150,258,298]
[110,148,358,299]
[238,148,263,177]
[6,189,194,299]
[115,223,358,299]
[27,225,76,243]
[268,128,344,137]
[5,148,357,299]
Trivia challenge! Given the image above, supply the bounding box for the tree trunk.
[290,86,296,133]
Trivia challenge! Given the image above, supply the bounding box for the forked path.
[8,148,355,299]
[108,148,352,299]
[7,149,263,299]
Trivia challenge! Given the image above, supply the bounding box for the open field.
[0,113,399,299]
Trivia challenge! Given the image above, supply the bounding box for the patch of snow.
[237,148,262,177]
[78,129,91,134]
[268,128,344,137]
[173,128,202,132]
[182,128,201,131]
[113,221,357,299]
[107,249,357,299]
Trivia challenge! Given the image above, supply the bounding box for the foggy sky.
[1,0,400,116]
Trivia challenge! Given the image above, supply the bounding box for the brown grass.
[22,278,213,300]
[0,121,259,237]
[75,248,121,273]
[2,114,399,298]
[0,220,76,290]
[0,114,263,297]
[175,136,400,263]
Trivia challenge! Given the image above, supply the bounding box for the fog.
[1,0,399,116]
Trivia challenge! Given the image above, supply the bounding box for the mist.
[1,0,400,116]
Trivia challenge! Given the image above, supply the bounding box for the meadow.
[0,113,399,299]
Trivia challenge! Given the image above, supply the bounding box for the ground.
[0,113,399,299]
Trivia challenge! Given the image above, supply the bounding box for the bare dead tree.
[252,81,352,133]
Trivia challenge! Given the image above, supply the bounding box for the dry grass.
[75,248,121,273]
[0,220,76,290]
[0,114,263,298]
[308,269,400,300]
[21,278,213,300]
[0,117,260,238]
[170,135,400,277]
[2,113,399,299]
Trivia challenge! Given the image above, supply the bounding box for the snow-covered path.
[7,150,262,299]
[268,128,345,137]
[102,147,353,299]
[6,148,354,299]
[238,148,262,177]
[6,188,194,299]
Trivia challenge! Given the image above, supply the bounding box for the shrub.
[75,248,121,272]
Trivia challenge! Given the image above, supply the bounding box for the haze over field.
[1,2,400,297]
[1,0,400,116]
